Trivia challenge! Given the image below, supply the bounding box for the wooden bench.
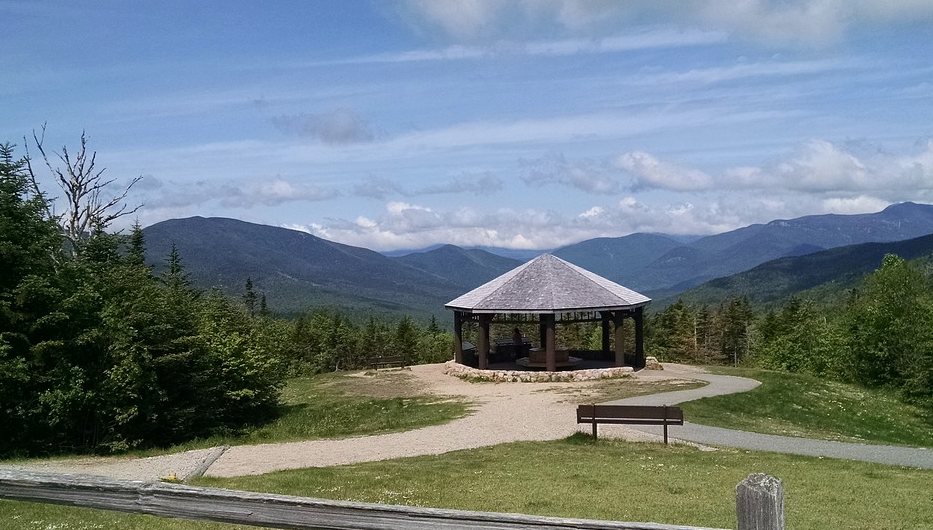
[577,404,684,444]
[369,355,407,370]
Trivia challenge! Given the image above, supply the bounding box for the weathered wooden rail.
[0,469,785,530]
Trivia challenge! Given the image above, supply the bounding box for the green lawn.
[190,436,933,530]
[681,367,933,447]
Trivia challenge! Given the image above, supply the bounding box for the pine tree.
[243,277,258,317]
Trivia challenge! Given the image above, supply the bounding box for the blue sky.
[3,1,933,251]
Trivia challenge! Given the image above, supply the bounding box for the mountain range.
[671,232,933,309]
[142,202,933,318]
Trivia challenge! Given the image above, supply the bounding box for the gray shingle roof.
[445,254,650,313]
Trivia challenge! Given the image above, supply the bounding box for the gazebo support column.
[477,314,492,370]
[634,307,645,370]
[543,313,556,372]
[613,311,626,367]
[538,319,547,353]
[453,311,464,364]
[600,311,611,359]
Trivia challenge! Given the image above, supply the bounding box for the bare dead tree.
[25,125,143,250]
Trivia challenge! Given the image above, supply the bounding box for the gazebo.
[446,254,651,371]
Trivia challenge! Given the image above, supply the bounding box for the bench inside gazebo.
[445,254,651,372]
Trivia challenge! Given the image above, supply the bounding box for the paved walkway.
[3,364,932,481]
[608,370,933,469]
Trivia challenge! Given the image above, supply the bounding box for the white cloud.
[420,173,504,195]
[821,196,891,214]
[401,0,933,48]
[520,153,621,194]
[629,57,862,87]
[271,108,376,144]
[137,176,339,210]
[292,196,747,251]
[616,151,713,192]
[726,139,933,195]
[353,176,406,199]
[331,26,726,66]
[695,0,933,47]
[578,206,604,218]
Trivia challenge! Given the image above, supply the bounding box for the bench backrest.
[577,404,684,423]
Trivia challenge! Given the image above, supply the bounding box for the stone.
[645,356,663,370]
[443,360,633,383]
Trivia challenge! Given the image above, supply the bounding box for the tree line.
[646,253,933,414]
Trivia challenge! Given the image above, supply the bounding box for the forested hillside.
[646,252,933,415]
[143,218,521,319]
[671,233,933,308]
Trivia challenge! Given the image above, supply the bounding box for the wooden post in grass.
[736,473,784,530]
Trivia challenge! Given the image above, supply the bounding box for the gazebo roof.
[445,254,650,314]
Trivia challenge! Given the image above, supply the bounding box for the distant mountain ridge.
[673,232,933,308]
[552,202,933,295]
[142,203,933,317]
[143,218,521,318]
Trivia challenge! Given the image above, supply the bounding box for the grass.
[542,377,708,403]
[188,436,933,530]
[681,367,933,447]
[229,369,472,445]
[130,369,472,455]
[10,435,925,530]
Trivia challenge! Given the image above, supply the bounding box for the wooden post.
[662,405,669,445]
[539,317,547,352]
[613,311,626,367]
[634,307,645,370]
[543,314,557,372]
[477,315,491,370]
[600,311,611,358]
[453,312,464,364]
[736,474,785,530]
[544,313,556,372]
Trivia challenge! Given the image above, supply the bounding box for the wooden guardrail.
[0,469,785,530]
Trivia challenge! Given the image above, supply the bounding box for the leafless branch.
[27,125,144,251]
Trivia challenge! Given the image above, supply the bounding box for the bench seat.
[577,404,683,444]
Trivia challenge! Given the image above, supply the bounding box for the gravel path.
[3,363,932,481]
[203,363,638,477]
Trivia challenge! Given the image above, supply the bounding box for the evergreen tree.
[720,297,754,366]
[844,254,933,407]
[243,277,258,317]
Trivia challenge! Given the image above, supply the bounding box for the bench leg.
[592,419,598,441]
[663,423,668,445]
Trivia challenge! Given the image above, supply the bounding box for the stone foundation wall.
[443,360,633,383]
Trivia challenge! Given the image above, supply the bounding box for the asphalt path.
[607,370,933,469]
